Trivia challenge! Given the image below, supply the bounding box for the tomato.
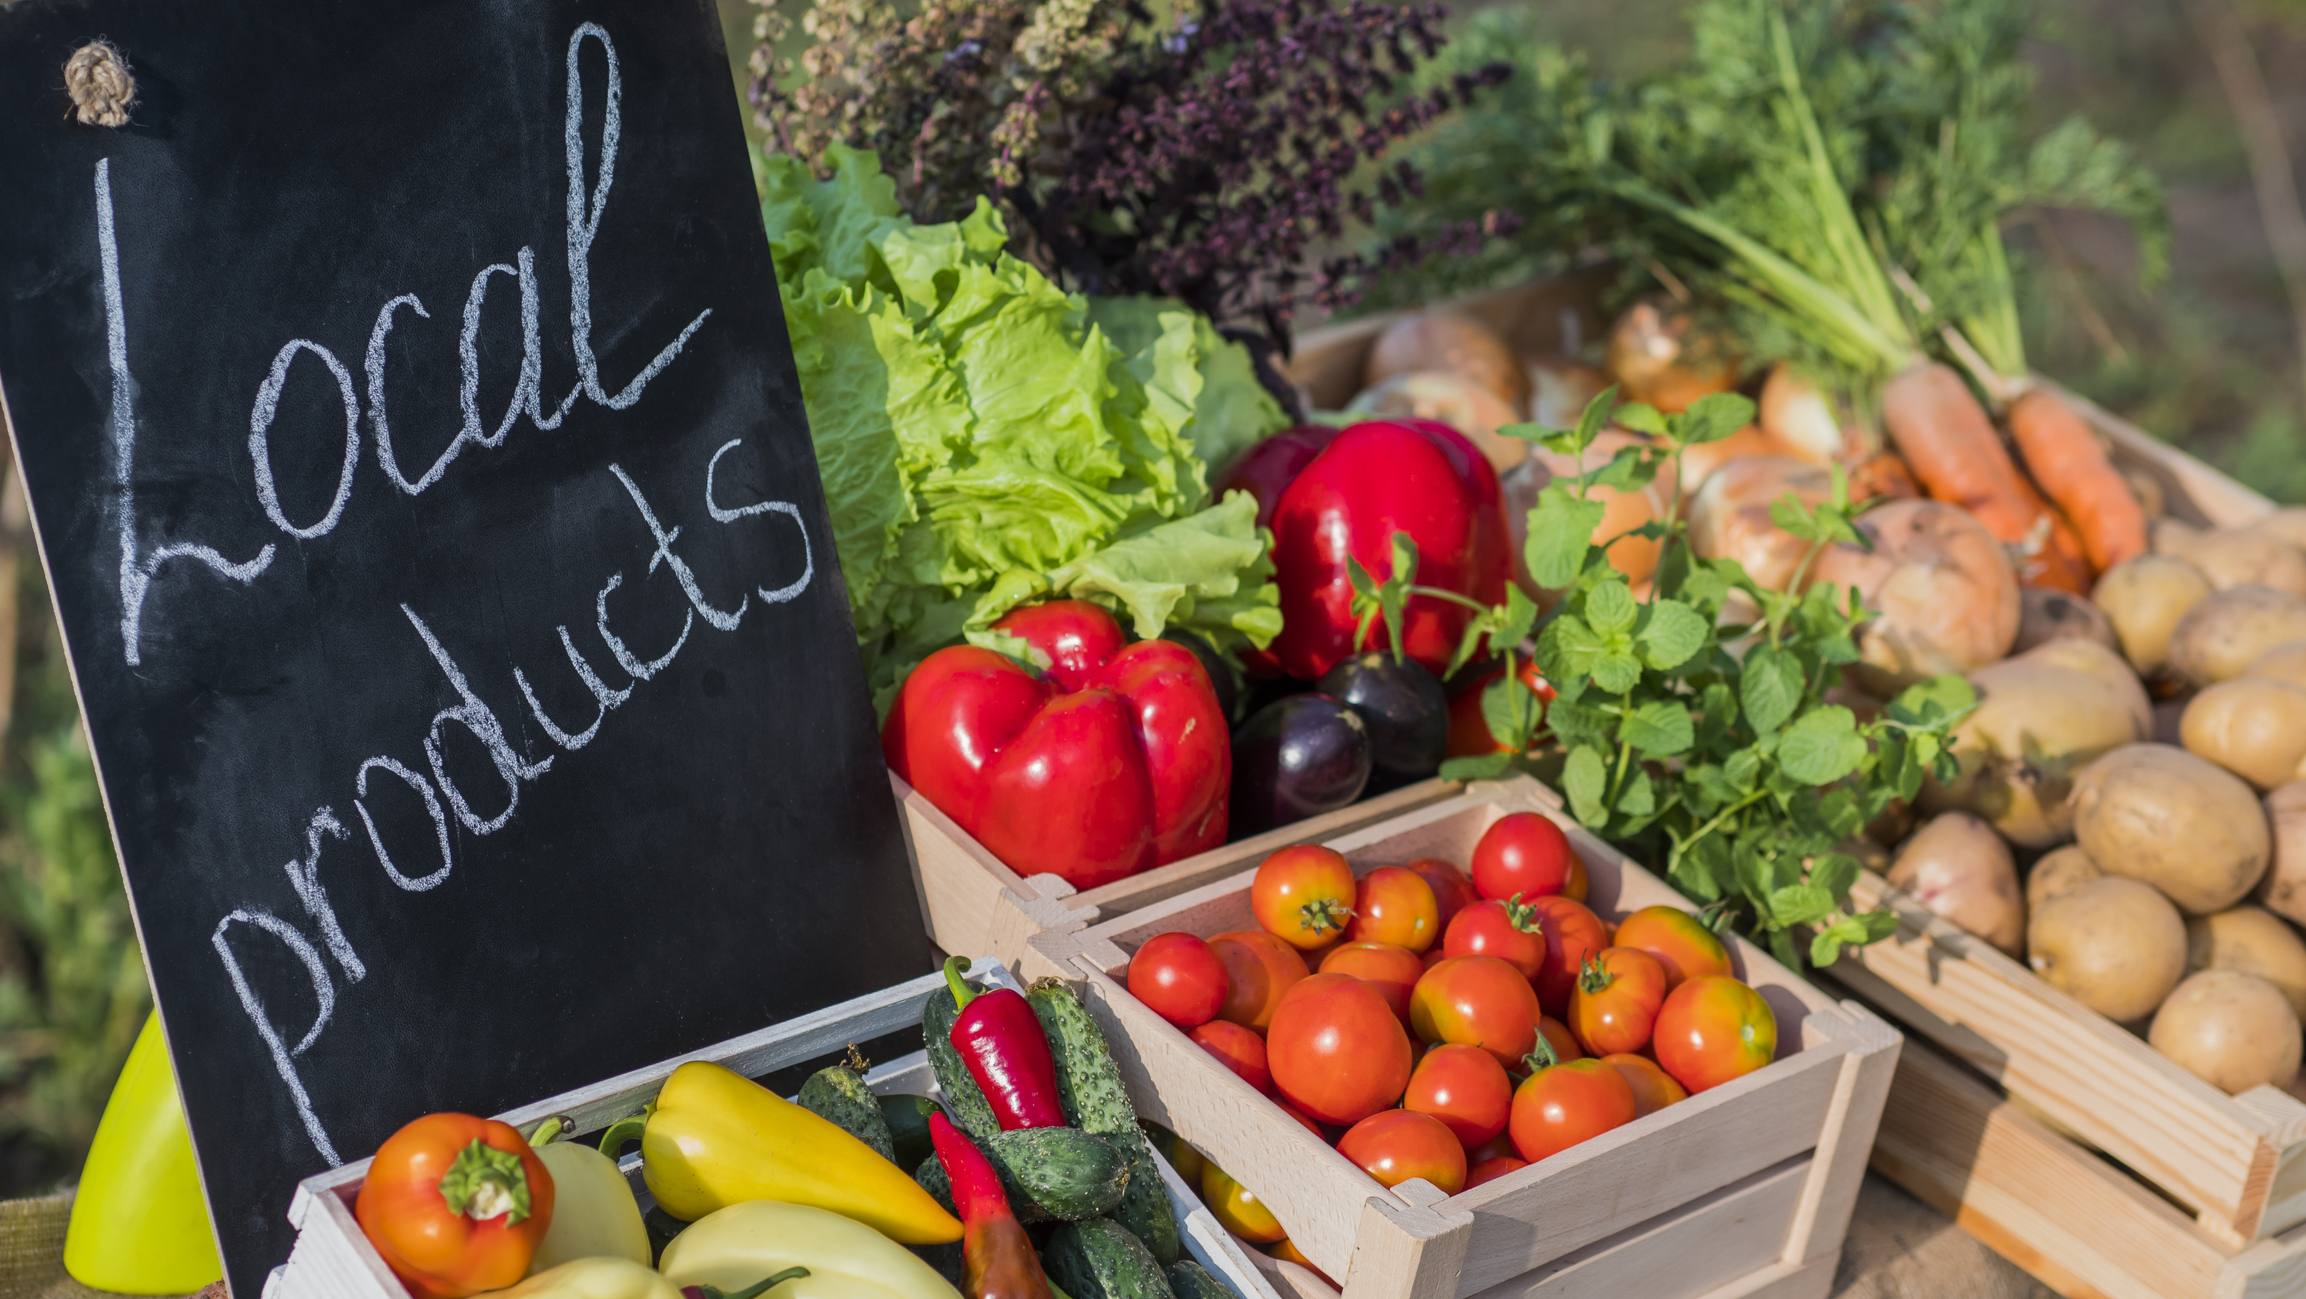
[1189,1020,1273,1094]
[1613,905,1733,990]
[1404,858,1481,932]
[1318,941,1425,1026]
[1654,976,1778,1093]
[1421,945,1449,971]
[1567,947,1668,1056]
[1336,1110,1466,1195]
[1464,1132,1516,1165]
[1252,845,1359,950]
[1346,867,1440,952]
[1267,974,1414,1125]
[1470,812,1575,902]
[1534,1015,1584,1068]
[1526,896,1610,1016]
[1446,661,1555,757]
[1441,896,1546,980]
[1600,1053,1688,1117]
[1128,932,1230,1028]
[1274,1099,1332,1143]
[1269,1238,1337,1288]
[1564,855,1589,903]
[1409,956,1539,1069]
[1151,1126,1207,1186]
[1201,1162,1284,1244]
[1210,930,1310,1032]
[1509,1059,1636,1163]
[1465,1155,1528,1189]
[1402,1043,1512,1148]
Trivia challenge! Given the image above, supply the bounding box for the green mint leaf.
[1637,600,1709,671]
[1887,674,1980,729]
[1769,492,1824,541]
[1613,401,1667,436]
[1622,699,1695,757]
[1778,706,1868,785]
[1493,586,1540,650]
[1439,752,1515,782]
[1591,650,1644,694]
[1527,486,1607,589]
[1809,852,1862,903]
[1616,768,1657,818]
[1562,744,1610,827]
[1740,646,1805,735]
[1672,391,1757,446]
[1809,930,1847,968]
[1347,556,1379,600]
[1854,907,1901,941]
[1586,581,1638,636]
[1575,385,1620,449]
[1447,609,1501,679]
[1389,532,1421,591]
[1480,671,1538,750]
[1770,883,1838,927]
[1724,746,1763,791]
[1586,444,1662,494]
[1543,696,1609,748]
[1769,927,1802,970]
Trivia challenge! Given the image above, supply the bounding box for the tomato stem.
[1523,1035,1561,1073]
[1297,897,1354,936]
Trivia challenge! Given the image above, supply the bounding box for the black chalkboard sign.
[0,0,933,1287]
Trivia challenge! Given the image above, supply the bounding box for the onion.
[1688,456,1835,591]
[1364,312,1528,411]
[1810,499,2022,693]
[1757,364,1854,462]
[1346,370,1526,474]
[1604,296,1737,414]
[1525,356,1610,432]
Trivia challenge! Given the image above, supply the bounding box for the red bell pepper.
[931,1112,1054,1299]
[883,601,1228,889]
[1214,424,1340,530]
[944,956,1068,1131]
[353,1113,555,1299]
[1267,420,1511,681]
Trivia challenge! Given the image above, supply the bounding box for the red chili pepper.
[945,958,1067,1131]
[931,1112,1053,1299]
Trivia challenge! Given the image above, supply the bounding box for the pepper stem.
[599,1106,651,1160]
[683,1268,811,1299]
[525,1114,573,1148]
[944,955,980,1011]
[437,1139,532,1225]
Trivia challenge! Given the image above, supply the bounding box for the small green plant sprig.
[1366,386,1976,969]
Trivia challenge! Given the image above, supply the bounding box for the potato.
[1887,813,2025,956]
[2185,906,2306,1020]
[2028,877,2188,1022]
[2255,782,2306,928]
[1526,356,1608,432]
[2071,744,2272,914]
[1687,456,1834,590]
[2169,586,2306,687]
[2012,587,2121,656]
[2248,506,2306,554]
[2148,970,2302,1094]
[2092,554,2213,679]
[1757,363,1850,464]
[1347,371,1526,473]
[1365,312,1529,411]
[1530,430,1666,586]
[1920,640,2150,847]
[1605,295,1737,414]
[2026,845,2103,913]
[1809,500,2021,694]
[2180,678,2306,790]
[2156,520,2306,596]
[2245,640,2306,689]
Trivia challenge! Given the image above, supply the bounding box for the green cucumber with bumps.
[912,1126,1131,1222]
[1028,978,1181,1266]
[796,1061,895,1162]
[1165,1261,1233,1299]
[1044,1219,1177,1299]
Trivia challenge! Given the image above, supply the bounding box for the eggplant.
[1230,693,1373,837]
[1317,653,1447,782]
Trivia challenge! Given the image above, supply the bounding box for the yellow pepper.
[660,1201,962,1299]
[528,1117,651,1272]
[605,1061,960,1243]
[64,1012,223,1293]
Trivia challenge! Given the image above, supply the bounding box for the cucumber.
[797,1062,895,1162]
[882,1092,942,1172]
[1166,1261,1232,1299]
[1044,1219,1177,1299]
[924,980,1002,1141]
[911,1128,1130,1222]
[1029,979,1182,1265]
[919,1149,1059,1224]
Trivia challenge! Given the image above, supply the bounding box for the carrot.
[1880,363,2093,594]
[2006,388,2148,574]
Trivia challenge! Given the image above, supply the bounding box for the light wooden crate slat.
[1032,775,1898,1299]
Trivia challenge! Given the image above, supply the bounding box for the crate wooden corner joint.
[1031,775,1903,1299]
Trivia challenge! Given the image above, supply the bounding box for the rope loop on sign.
[65,41,135,128]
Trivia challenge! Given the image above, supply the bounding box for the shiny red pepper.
[883,601,1228,889]
[945,957,1067,1131]
[1267,420,1511,681]
[931,1112,1053,1299]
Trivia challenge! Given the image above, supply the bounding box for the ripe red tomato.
[1346,867,1440,952]
[1409,956,1540,1069]
[1465,1154,1528,1189]
[1470,812,1575,901]
[1653,976,1777,1093]
[1267,974,1414,1125]
[1563,855,1589,903]
[1201,1162,1284,1243]
[1464,1132,1515,1165]
[1404,858,1481,932]
[1600,1052,1688,1117]
[1441,896,1546,980]
[1446,661,1555,757]
[1421,945,1449,971]
[1403,1042,1512,1148]
[1613,905,1733,990]
[1319,941,1425,1026]
[1509,1059,1636,1163]
[1128,932,1230,1028]
[1189,1019,1273,1094]
[1526,896,1610,1015]
[1336,1109,1467,1195]
[1568,947,1668,1056]
[1274,1099,1331,1143]
[1252,846,1359,950]
[1210,930,1309,1032]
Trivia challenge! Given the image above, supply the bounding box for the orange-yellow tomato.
[1600,1052,1688,1117]
[1509,1059,1636,1163]
[1210,930,1310,1032]
[1653,976,1777,1093]
[1201,1161,1284,1244]
[1319,941,1426,1026]
[1336,1110,1467,1195]
[1567,947,1668,1056]
[1252,846,1359,950]
[1346,866,1441,952]
[1409,956,1539,1069]
[1402,1042,1513,1148]
[1613,905,1733,989]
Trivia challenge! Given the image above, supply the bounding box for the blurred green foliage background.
[0,0,2302,1198]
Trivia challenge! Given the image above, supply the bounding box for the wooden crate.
[265,959,1283,1299]
[898,771,1461,970]
[1026,775,1902,1299]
